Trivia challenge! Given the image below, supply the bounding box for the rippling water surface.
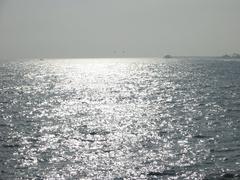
[0,58,240,179]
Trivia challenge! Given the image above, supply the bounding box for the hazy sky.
[0,0,240,59]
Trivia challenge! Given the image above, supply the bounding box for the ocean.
[0,58,240,179]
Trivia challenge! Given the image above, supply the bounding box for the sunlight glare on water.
[0,58,240,179]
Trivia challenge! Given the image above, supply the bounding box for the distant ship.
[163,55,173,59]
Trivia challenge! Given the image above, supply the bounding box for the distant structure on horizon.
[221,53,240,59]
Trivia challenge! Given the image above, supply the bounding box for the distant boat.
[221,55,231,58]
[163,55,173,59]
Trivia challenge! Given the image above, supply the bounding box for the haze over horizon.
[0,0,240,59]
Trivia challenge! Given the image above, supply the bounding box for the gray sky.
[0,0,240,59]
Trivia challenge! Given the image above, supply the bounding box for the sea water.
[0,58,240,179]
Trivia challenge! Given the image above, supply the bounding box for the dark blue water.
[0,58,240,179]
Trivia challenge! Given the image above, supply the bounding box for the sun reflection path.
[27,60,200,179]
